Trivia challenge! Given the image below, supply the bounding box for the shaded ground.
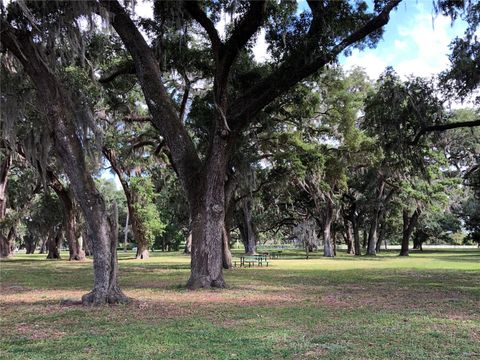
[0,249,479,359]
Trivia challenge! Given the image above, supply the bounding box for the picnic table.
[234,254,269,267]
[268,251,282,259]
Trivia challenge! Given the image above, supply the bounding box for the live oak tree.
[93,0,402,288]
[1,2,129,304]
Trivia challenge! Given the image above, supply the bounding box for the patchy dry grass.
[0,249,479,359]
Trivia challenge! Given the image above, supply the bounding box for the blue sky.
[250,0,469,80]
[341,0,468,80]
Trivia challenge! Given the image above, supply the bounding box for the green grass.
[1,249,479,359]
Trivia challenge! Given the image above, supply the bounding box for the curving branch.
[99,0,202,204]
[411,118,480,144]
[229,0,402,131]
[183,1,221,55]
[98,60,135,83]
[221,1,267,74]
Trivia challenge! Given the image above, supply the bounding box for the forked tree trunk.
[46,231,62,260]
[187,137,229,289]
[400,207,421,257]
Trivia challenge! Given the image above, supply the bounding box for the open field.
[1,249,479,359]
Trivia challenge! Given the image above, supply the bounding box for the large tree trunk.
[400,207,421,257]
[367,180,386,256]
[39,236,47,254]
[239,197,257,255]
[187,136,230,289]
[24,233,37,254]
[0,226,15,258]
[375,210,388,253]
[46,231,62,260]
[129,206,149,259]
[413,233,423,251]
[2,31,129,305]
[123,210,129,252]
[353,219,361,256]
[366,216,379,256]
[344,218,355,255]
[0,153,12,258]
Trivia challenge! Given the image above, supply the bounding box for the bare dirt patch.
[14,323,66,340]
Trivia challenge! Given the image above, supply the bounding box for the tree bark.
[184,230,192,254]
[187,137,230,289]
[0,226,16,258]
[39,236,47,254]
[24,233,36,254]
[323,195,335,257]
[0,153,12,258]
[375,209,389,253]
[367,179,385,256]
[400,207,421,256]
[353,219,361,256]
[222,225,233,269]
[413,234,423,251]
[362,229,368,249]
[239,196,258,255]
[344,218,355,255]
[123,210,129,252]
[46,230,62,260]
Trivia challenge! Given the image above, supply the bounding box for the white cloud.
[343,5,466,81]
[394,40,408,50]
[395,14,455,78]
[342,50,390,81]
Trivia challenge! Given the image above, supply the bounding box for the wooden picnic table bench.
[234,255,269,267]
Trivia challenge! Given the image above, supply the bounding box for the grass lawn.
[0,249,479,359]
